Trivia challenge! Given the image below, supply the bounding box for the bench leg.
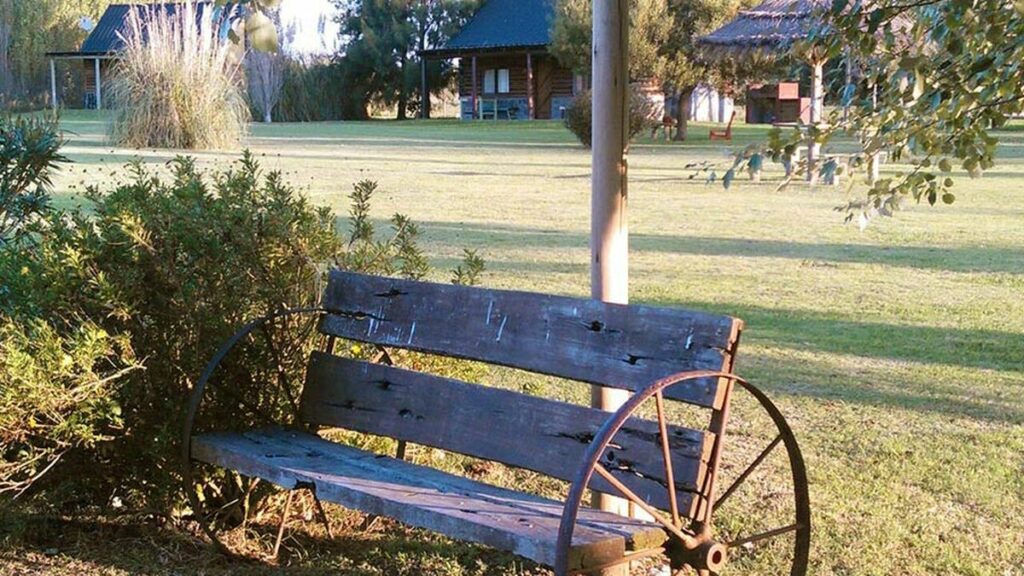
[272,487,333,559]
[312,494,333,539]
[272,490,295,560]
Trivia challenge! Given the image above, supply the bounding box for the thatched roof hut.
[698,0,828,59]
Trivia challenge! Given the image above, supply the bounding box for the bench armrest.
[553,370,746,576]
[181,307,327,470]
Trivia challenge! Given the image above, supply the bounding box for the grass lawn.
[2,110,1022,575]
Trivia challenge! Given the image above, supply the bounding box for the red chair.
[710,111,737,141]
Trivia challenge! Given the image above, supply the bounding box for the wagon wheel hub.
[665,528,728,574]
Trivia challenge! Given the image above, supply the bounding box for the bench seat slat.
[191,428,668,570]
[319,271,741,408]
[301,352,713,516]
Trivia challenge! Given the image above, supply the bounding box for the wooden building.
[422,0,582,121]
[45,2,240,110]
[746,82,811,124]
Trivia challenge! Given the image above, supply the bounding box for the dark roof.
[699,0,827,54]
[47,2,238,58]
[423,0,555,57]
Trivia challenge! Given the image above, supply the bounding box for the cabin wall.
[458,52,577,120]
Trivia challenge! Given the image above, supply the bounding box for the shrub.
[0,115,135,503]
[563,85,659,148]
[107,2,248,149]
[0,114,66,244]
[0,319,136,500]
[274,57,350,122]
[2,149,483,512]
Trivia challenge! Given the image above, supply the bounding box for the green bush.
[107,3,248,149]
[0,114,66,244]
[274,57,352,122]
[563,86,659,148]
[0,319,136,500]
[0,114,135,504]
[2,148,483,513]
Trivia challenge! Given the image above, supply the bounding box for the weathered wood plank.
[191,428,667,570]
[319,271,741,408]
[300,353,712,517]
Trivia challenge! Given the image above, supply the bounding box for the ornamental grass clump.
[107,1,248,150]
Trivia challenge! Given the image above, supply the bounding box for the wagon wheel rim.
[704,378,811,576]
[181,307,327,560]
[553,371,810,576]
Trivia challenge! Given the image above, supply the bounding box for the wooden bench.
[183,271,810,575]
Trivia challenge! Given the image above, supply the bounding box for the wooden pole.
[471,55,478,120]
[526,52,534,120]
[50,59,58,111]
[807,59,823,183]
[591,0,631,549]
[94,58,102,111]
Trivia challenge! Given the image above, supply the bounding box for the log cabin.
[422,0,584,121]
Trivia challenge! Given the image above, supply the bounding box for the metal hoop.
[181,307,326,553]
[553,371,810,576]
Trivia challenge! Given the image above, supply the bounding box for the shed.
[698,0,831,180]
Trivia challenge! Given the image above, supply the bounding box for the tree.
[550,0,766,141]
[782,0,1024,222]
[411,0,480,119]
[550,0,671,82]
[0,2,11,95]
[246,8,286,122]
[335,0,477,120]
[335,0,412,120]
[0,0,117,100]
[660,0,758,141]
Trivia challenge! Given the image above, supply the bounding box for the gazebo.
[44,2,240,110]
[699,0,831,182]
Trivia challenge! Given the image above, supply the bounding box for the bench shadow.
[1,512,535,575]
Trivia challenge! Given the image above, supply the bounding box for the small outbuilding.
[45,2,239,110]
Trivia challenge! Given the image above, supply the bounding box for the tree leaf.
[246,10,279,53]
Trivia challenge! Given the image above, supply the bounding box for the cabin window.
[497,69,510,93]
[483,69,510,94]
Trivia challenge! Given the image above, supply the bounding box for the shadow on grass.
[1,511,535,576]
[422,221,1024,275]
[645,297,1024,424]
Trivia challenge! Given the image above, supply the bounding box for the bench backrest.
[300,270,743,517]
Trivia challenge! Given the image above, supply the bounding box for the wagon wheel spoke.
[592,464,692,544]
[259,323,301,419]
[654,390,682,527]
[713,433,782,512]
[727,522,802,548]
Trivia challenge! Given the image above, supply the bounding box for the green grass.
[3,110,1023,575]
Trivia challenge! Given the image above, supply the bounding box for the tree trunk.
[264,110,272,123]
[673,87,694,141]
[397,52,409,120]
[421,58,430,119]
[420,27,430,120]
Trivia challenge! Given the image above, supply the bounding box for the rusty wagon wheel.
[554,371,810,576]
[181,307,329,561]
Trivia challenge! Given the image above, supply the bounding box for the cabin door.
[535,57,554,120]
